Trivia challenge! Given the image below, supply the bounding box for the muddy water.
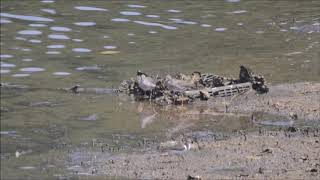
[1,0,319,179]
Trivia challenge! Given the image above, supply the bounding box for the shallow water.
[1,0,319,179]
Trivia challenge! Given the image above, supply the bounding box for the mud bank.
[66,82,320,179]
[98,129,320,179]
[201,82,320,121]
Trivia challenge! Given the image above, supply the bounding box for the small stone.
[187,175,202,180]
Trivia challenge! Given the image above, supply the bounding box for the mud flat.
[67,82,320,179]
[100,129,319,179]
[203,82,320,121]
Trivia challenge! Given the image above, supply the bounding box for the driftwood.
[184,82,252,98]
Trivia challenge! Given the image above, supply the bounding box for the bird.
[136,71,156,92]
[164,74,195,92]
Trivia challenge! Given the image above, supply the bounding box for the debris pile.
[118,66,269,105]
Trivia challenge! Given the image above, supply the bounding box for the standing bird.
[239,65,253,83]
[136,71,156,96]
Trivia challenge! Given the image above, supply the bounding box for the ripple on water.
[133,20,177,30]
[29,39,42,43]
[72,48,91,53]
[29,23,47,27]
[227,10,247,14]
[215,27,227,32]
[76,65,100,71]
[19,166,36,170]
[120,11,142,16]
[20,67,45,72]
[167,9,181,13]
[0,18,12,24]
[201,24,212,27]
[47,44,65,49]
[22,58,33,62]
[48,34,70,40]
[104,45,117,49]
[72,39,83,42]
[128,4,146,8]
[52,72,71,76]
[0,69,11,74]
[41,9,56,14]
[146,15,160,18]
[74,6,108,11]
[226,0,241,2]
[1,62,16,68]
[12,74,30,77]
[18,30,42,35]
[0,54,13,59]
[0,13,54,22]
[170,18,197,25]
[41,0,55,3]
[73,22,96,26]
[46,51,61,55]
[50,26,72,32]
[111,18,130,22]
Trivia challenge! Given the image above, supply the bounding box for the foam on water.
[73,22,96,26]
[128,4,146,8]
[29,24,47,27]
[149,31,158,34]
[52,72,71,76]
[20,67,45,72]
[29,39,42,43]
[74,6,108,11]
[12,74,30,77]
[18,30,42,35]
[0,13,53,22]
[0,18,12,24]
[120,11,142,16]
[48,34,70,40]
[0,69,11,74]
[111,18,130,22]
[41,9,56,15]
[47,44,65,49]
[133,20,177,30]
[72,48,91,53]
[50,26,72,32]
[0,54,13,59]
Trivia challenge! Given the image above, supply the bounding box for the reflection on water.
[1,0,319,178]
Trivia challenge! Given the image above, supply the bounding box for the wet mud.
[65,82,320,179]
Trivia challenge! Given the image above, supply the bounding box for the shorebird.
[136,70,156,93]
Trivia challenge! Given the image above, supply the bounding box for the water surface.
[1,0,319,179]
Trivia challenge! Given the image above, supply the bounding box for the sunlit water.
[1,0,319,178]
